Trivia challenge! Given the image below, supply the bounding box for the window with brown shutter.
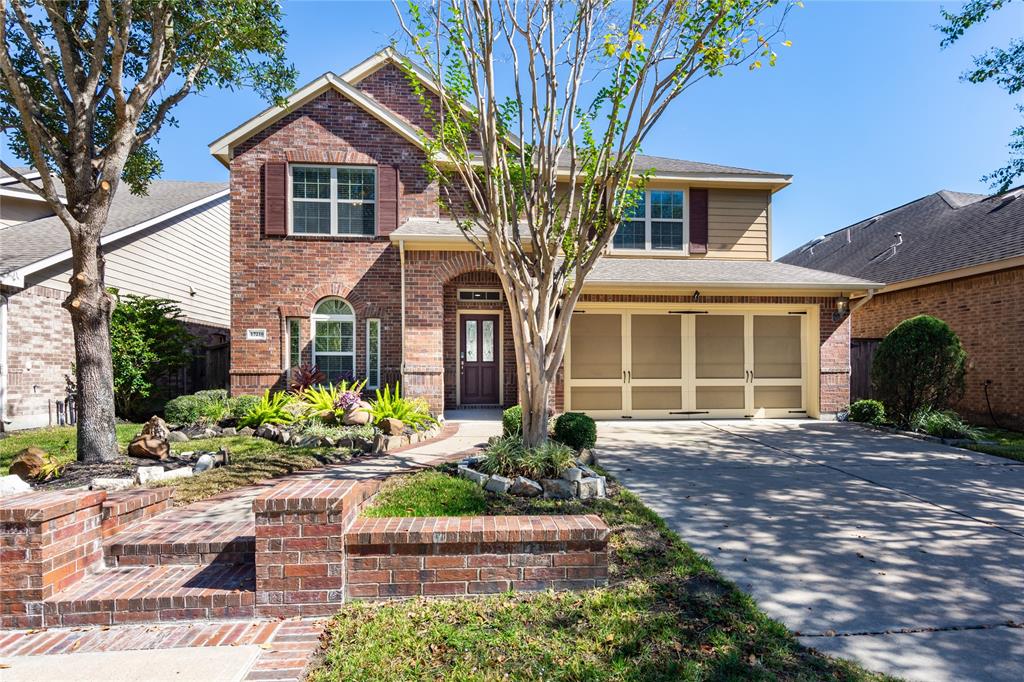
[377,165,399,236]
[264,161,288,237]
[689,188,709,254]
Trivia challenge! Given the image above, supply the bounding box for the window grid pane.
[293,201,331,234]
[315,299,353,316]
[289,319,301,368]
[650,190,684,219]
[651,221,684,250]
[293,167,331,199]
[613,220,646,249]
[337,203,375,235]
[337,168,376,201]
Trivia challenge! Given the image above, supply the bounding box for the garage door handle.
[627,370,631,383]
[623,370,626,383]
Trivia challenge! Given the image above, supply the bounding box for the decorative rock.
[167,431,189,443]
[221,427,237,437]
[0,474,31,497]
[541,478,576,500]
[157,467,193,482]
[343,401,372,426]
[458,465,489,486]
[193,454,216,473]
[380,417,405,436]
[509,476,543,497]
[294,435,320,448]
[238,426,255,437]
[128,435,169,461]
[560,467,584,483]
[136,466,165,486]
[91,477,134,491]
[182,425,209,439]
[484,474,512,494]
[255,424,278,440]
[277,429,292,445]
[578,476,606,500]
[202,428,219,439]
[140,415,171,441]
[577,448,597,466]
[9,447,47,481]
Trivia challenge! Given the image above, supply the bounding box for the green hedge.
[502,405,522,437]
[848,399,885,425]
[554,412,597,450]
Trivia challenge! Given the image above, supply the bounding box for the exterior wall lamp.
[832,295,850,322]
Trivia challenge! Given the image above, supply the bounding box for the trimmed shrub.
[164,394,207,425]
[910,408,980,440]
[502,405,522,437]
[164,389,235,425]
[193,389,228,402]
[872,315,967,426]
[848,399,886,426]
[554,412,597,450]
[227,395,261,420]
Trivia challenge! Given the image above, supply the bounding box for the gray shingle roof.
[587,257,879,289]
[393,220,877,290]
[551,151,787,178]
[0,180,227,276]
[778,188,1024,285]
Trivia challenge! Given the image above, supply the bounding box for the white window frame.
[611,188,689,254]
[365,318,381,389]
[311,297,356,379]
[288,164,377,237]
[457,289,503,302]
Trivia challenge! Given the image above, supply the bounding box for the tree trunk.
[519,354,551,448]
[65,227,118,463]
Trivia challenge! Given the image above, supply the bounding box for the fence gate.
[850,338,881,402]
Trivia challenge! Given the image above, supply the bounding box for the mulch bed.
[31,454,194,492]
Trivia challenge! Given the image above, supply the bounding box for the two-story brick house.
[210,48,879,420]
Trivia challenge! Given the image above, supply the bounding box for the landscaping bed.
[317,467,889,681]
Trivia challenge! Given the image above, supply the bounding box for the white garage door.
[566,306,810,419]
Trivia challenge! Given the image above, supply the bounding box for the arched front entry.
[442,271,517,411]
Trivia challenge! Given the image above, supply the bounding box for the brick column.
[0,489,107,629]
[252,478,376,618]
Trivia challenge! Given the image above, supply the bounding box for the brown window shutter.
[264,161,287,237]
[376,165,399,236]
[689,188,708,254]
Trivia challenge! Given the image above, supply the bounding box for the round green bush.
[502,405,522,437]
[227,395,261,420]
[164,394,206,425]
[553,412,597,451]
[872,315,967,426]
[848,399,885,425]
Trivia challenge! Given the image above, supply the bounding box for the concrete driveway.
[597,420,1024,682]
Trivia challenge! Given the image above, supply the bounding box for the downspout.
[399,239,406,386]
[849,288,877,316]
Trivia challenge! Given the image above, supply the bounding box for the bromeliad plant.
[368,382,437,431]
[238,390,299,429]
[298,379,368,422]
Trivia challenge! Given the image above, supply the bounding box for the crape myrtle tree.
[394,0,794,446]
[940,0,1024,191]
[0,0,295,462]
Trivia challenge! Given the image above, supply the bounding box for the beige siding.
[36,198,230,327]
[706,188,769,260]
[0,196,53,227]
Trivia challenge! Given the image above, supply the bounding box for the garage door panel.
[570,314,622,379]
[753,315,802,379]
[695,315,745,379]
[632,386,683,410]
[572,387,623,411]
[753,385,803,410]
[631,315,681,379]
[696,386,746,410]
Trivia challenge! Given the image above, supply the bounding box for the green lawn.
[968,427,1024,463]
[362,470,488,517]
[0,423,142,473]
[312,469,891,682]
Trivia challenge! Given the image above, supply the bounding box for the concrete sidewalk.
[597,419,1024,682]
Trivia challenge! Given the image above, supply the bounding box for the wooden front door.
[460,314,500,404]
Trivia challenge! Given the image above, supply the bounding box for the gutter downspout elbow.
[849,288,877,316]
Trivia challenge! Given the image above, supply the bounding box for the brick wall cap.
[101,488,174,516]
[345,514,609,545]
[253,478,369,514]
[0,489,107,523]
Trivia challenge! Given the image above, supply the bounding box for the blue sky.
[4,1,1021,257]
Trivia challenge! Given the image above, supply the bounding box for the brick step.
[103,519,255,567]
[41,563,255,627]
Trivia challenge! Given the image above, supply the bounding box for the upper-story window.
[290,165,376,236]
[612,190,686,252]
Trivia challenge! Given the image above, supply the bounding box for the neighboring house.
[0,178,231,430]
[210,47,878,420]
[780,187,1024,430]
[0,167,59,227]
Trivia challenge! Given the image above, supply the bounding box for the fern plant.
[368,382,437,431]
[299,379,368,422]
[238,390,298,428]
[37,454,67,482]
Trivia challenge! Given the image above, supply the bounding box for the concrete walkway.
[596,419,1024,682]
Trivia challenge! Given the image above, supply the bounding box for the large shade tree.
[940,0,1024,191]
[394,0,793,445]
[0,0,295,461]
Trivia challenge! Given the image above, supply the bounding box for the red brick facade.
[226,62,852,416]
[852,265,1024,429]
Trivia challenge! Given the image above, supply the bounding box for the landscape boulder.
[128,435,169,461]
[9,446,47,481]
[91,477,134,491]
[541,478,575,500]
[238,426,255,437]
[343,401,372,426]
[559,467,584,483]
[140,415,171,441]
[484,474,512,494]
[380,418,405,436]
[0,474,31,497]
[193,454,216,473]
[167,431,190,443]
[509,476,543,497]
[458,465,489,486]
[577,476,606,500]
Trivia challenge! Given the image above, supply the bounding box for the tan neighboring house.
[780,187,1024,430]
[0,171,230,430]
[212,47,879,421]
